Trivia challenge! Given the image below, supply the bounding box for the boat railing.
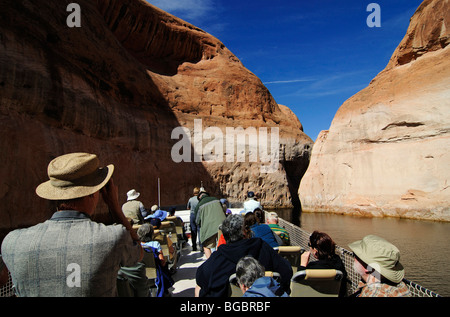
[275,214,442,297]
[0,274,13,297]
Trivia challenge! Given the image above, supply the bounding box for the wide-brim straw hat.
[348,235,405,284]
[36,153,114,200]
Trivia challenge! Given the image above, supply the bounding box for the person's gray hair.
[236,256,265,288]
[267,212,278,221]
[221,214,244,243]
[137,223,154,242]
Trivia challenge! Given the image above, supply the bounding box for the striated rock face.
[299,0,450,221]
[0,0,312,238]
[386,0,449,68]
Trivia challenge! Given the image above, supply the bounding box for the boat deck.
[171,242,206,297]
[169,208,239,297]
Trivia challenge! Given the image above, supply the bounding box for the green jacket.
[195,195,226,244]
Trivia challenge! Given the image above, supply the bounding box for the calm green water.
[296,212,450,296]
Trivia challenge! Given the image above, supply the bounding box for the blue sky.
[146,0,423,141]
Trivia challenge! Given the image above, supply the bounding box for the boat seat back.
[278,246,304,271]
[290,269,343,297]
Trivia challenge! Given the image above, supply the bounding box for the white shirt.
[243,198,262,213]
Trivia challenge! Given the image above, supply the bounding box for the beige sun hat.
[36,153,114,200]
[127,189,140,201]
[348,235,405,284]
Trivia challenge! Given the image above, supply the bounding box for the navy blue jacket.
[196,237,292,297]
[251,223,279,248]
[243,276,289,297]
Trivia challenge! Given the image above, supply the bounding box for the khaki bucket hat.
[36,153,114,200]
[348,235,405,284]
[127,189,140,201]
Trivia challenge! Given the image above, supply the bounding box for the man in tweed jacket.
[1,153,143,296]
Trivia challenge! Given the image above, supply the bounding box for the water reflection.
[268,209,450,296]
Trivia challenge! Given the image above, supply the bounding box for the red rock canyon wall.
[0,0,312,239]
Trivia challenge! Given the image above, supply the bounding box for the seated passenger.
[244,211,279,249]
[139,223,166,267]
[118,223,164,297]
[266,212,290,246]
[348,235,410,297]
[195,214,292,297]
[122,189,147,224]
[236,256,289,297]
[145,205,167,222]
[149,217,161,229]
[168,207,187,241]
[168,206,181,221]
[137,223,173,297]
[298,230,347,297]
[240,191,262,214]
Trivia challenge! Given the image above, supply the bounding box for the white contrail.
[263,79,314,84]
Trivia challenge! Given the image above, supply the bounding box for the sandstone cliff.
[0,0,312,238]
[299,0,450,221]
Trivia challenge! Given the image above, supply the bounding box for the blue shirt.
[251,223,279,249]
[187,196,199,214]
[141,241,162,253]
[243,276,289,297]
